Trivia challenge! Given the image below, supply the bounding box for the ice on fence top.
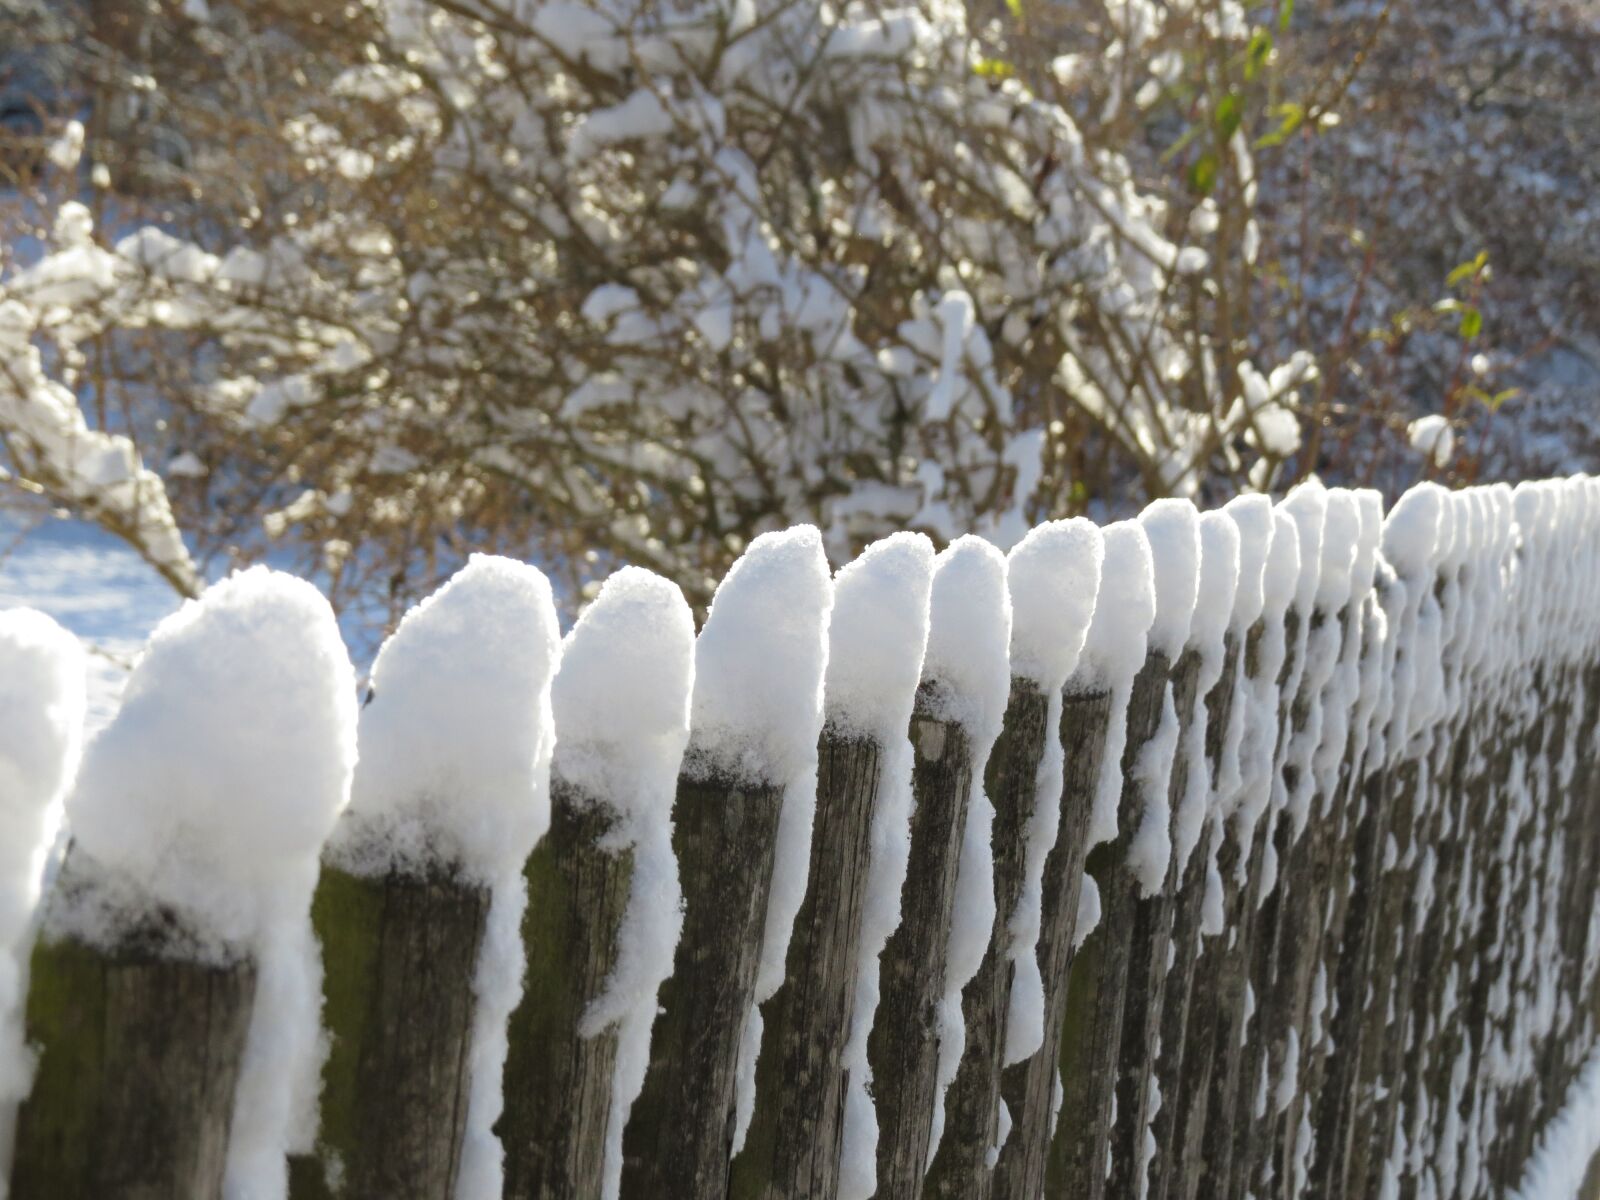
[553,565,695,810]
[1223,494,1273,630]
[1383,482,1447,579]
[687,525,833,784]
[338,555,560,884]
[1137,498,1200,658]
[1191,513,1240,656]
[1077,520,1156,692]
[1005,517,1103,689]
[823,532,936,741]
[67,566,357,947]
[0,609,85,909]
[921,535,1012,735]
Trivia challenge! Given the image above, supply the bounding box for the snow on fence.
[2,476,1600,1200]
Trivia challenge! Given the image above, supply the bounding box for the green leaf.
[1005,0,1024,19]
[1244,30,1273,82]
[1279,0,1295,30]
[1459,307,1483,339]
[1253,101,1303,149]
[1445,250,1488,288]
[1216,91,1244,139]
[1189,152,1219,195]
[974,57,1016,78]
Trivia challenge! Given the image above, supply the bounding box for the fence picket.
[991,684,1115,1200]
[866,693,977,1200]
[501,782,634,1198]
[10,852,258,1200]
[1049,647,1171,1198]
[291,864,489,1199]
[923,677,1051,1200]
[727,727,884,1200]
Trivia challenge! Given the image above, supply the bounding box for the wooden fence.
[2,476,1599,1200]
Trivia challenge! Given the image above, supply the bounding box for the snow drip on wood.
[702,527,834,1158]
[62,566,357,1200]
[329,553,563,1200]
[1171,511,1238,877]
[0,608,85,1177]
[832,533,937,1200]
[925,535,1012,1164]
[1072,520,1156,946]
[554,567,696,1200]
[1229,508,1299,873]
[1001,518,1103,1067]
[1127,499,1200,897]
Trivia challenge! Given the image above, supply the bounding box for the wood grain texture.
[727,726,884,1200]
[922,678,1050,1200]
[294,860,490,1200]
[866,688,977,1200]
[500,779,634,1200]
[1107,647,1203,1200]
[10,850,257,1200]
[991,686,1114,1200]
[1047,650,1171,1200]
[1148,634,1241,1200]
[619,762,784,1200]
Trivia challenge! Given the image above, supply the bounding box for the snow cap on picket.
[1005,517,1103,690]
[340,554,561,884]
[1280,479,1328,613]
[1316,489,1361,612]
[1263,508,1302,620]
[921,535,1011,736]
[1352,489,1384,599]
[1384,482,1447,581]
[1191,512,1240,657]
[687,526,832,784]
[1223,494,1273,631]
[553,566,695,813]
[67,566,357,950]
[1138,498,1200,658]
[1077,519,1156,691]
[824,532,936,741]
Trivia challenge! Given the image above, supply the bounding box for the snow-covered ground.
[0,517,178,731]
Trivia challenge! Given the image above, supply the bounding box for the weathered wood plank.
[619,764,785,1199]
[726,726,884,1200]
[866,689,977,1200]
[923,678,1052,1200]
[1107,647,1203,1200]
[1147,634,1240,1200]
[870,694,979,1200]
[500,779,634,1200]
[10,850,257,1200]
[1046,650,1171,1200]
[291,861,489,1200]
[991,686,1114,1200]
